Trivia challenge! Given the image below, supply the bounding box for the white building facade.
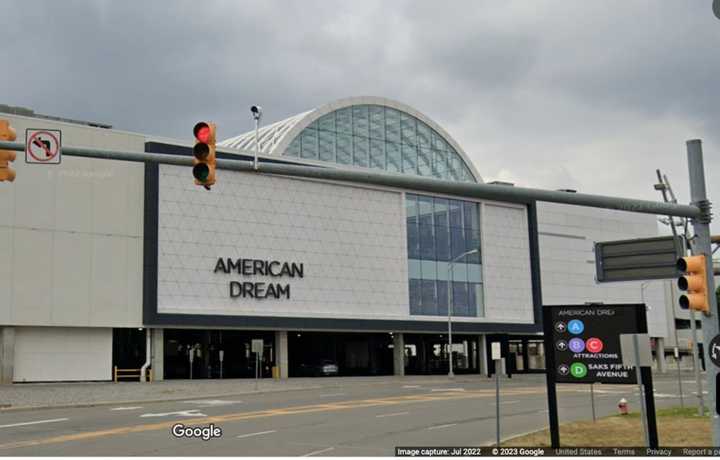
[0,97,668,382]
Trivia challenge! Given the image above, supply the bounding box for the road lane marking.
[0,386,562,450]
[185,399,243,406]
[375,411,409,418]
[431,388,465,392]
[318,393,346,398]
[428,423,457,430]
[0,418,69,429]
[236,430,276,439]
[110,407,143,411]
[402,385,420,388]
[140,410,207,418]
[303,446,335,456]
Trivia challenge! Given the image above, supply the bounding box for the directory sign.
[547,304,643,384]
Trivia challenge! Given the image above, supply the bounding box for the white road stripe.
[110,406,143,411]
[376,411,410,418]
[302,446,335,457]
[318,393,345,398]
[237,430,277,439]
[402,385,421,389]
[0,418,69,429]
[428,423,457,430]
[430,388,465,392]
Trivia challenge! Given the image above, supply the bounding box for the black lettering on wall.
[242,259,253,276]
[229,281,242,297]
[255,282,266,298]
[253,259,266,276]
[243,282,255,298]
[291,262,304,278]
[227,258,241,274]
[214,258,228,273]
[276,284,290,299]
[268,261,281,277]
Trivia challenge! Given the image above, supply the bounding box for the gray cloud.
[3,0,720,230]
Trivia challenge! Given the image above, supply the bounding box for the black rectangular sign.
[594,235,681,283]
[547,304,644,384]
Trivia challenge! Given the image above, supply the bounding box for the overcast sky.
[4,0,720,228]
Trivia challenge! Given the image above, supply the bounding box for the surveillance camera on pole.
[251,105,262,170]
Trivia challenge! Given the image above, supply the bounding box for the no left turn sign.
[26,129,62,164]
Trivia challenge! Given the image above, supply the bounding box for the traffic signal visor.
[0,119,17,182]
[192,121,216,188]
[677,255,709,313]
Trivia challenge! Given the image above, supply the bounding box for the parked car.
[299,360,339,376]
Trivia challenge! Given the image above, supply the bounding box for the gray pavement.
[0,372,707,456]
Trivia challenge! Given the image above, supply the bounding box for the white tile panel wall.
[537,202,669,338]
[0,114,145,327]
[157,165,410,320]
[13,327,112,382]
[481,203,534,323]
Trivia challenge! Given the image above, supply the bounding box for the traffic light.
[0,119,17,182]
[677,255,709,313]
[192,121,216,189]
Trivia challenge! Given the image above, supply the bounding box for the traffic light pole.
[0,140,701,219]
[685,140,719,444]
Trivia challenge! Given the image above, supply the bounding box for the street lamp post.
[250,105,262,170]
[447,248,479,378]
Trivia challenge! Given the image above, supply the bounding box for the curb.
[0,384,328,413]
[0,375,485,413]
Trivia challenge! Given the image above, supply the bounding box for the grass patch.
[503,406,711,447]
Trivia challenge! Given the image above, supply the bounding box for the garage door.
[14,327,112,382]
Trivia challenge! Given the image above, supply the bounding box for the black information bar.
[395,447,720,457]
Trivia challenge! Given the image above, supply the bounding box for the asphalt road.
[0,374,704,456]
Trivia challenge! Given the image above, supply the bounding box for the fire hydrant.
[618,398,629,415]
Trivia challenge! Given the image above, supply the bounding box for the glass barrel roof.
[282,104,476,183]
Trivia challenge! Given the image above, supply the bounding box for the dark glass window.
[407,194,483,317]
[370,139,385,169]
[402,144,418,175]
[409,279,422,312]
[301,129,318,159]
[386,142,401,173]
[353,136,369,167]
[385,108,401,144]
[336,134,352,165]
[421,280,437,316]
[336,107,352,134]
[352,105,369,137]
[401,113,416,146]
[452,281,468,316]
[319,130,335,162]
[369,106,385,140]
[318,112,335,132]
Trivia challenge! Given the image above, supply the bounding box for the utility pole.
[685,140,718,444]
[655,170,704,414]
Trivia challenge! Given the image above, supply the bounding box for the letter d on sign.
[229,281,242,298]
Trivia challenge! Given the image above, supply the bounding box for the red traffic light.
[193,122,211,144]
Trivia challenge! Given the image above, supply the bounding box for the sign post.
[491,342,502,447]
[252,339,263,390]
[219,350,224,379]
[544,303,658,447]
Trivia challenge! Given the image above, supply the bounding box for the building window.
[285,104,476,183]
[406,193,484,317]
